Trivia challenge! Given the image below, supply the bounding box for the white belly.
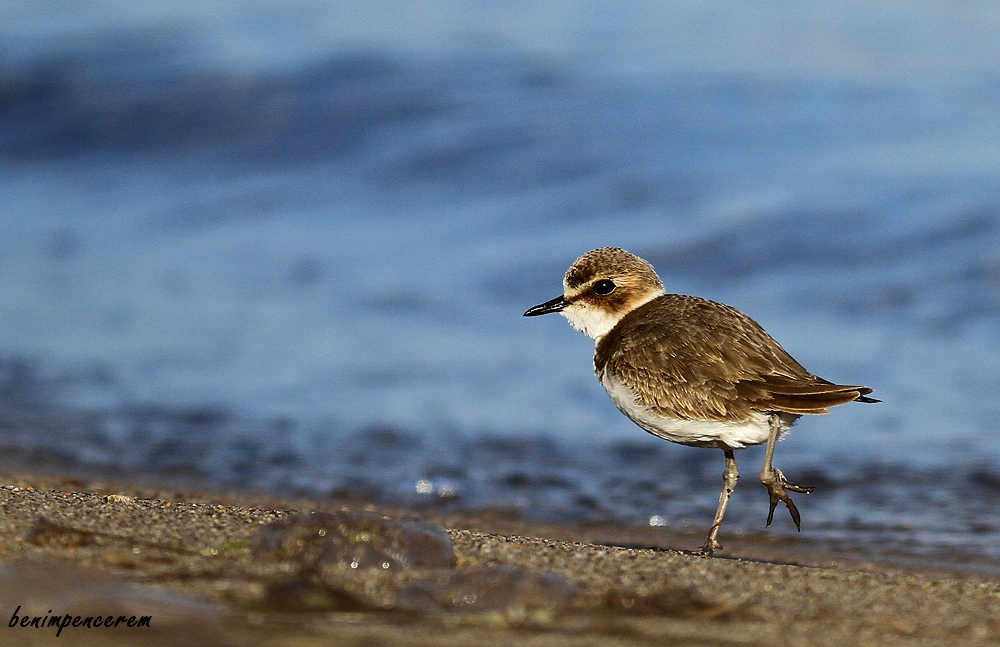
[599,372,794,449]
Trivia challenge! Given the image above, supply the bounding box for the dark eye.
[592,279,616,295]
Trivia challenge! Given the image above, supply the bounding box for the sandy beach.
[0,468,997,647]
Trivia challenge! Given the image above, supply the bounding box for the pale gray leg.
[760,413,813,529]
[699,449,738,556]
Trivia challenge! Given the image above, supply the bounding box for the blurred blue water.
[2,3,1000,560]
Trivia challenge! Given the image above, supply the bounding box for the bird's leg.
[760,413,814,529]
[698,449,738,556]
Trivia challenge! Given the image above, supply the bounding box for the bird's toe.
[761,468,812,530]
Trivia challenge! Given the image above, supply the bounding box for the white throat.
[559,289,663,341]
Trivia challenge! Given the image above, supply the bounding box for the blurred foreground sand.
[0,470,998,647]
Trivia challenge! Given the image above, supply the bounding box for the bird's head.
[523,247,665,340]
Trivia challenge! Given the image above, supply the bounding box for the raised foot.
[761,468,814,530]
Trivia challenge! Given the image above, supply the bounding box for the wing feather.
[595,294,875,421]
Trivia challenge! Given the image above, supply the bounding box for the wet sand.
[1,469,999,647]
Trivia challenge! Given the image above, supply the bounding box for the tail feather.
[766,390,868,415]
[748,376,878,415]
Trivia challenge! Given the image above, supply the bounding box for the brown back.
[595,294,874,421]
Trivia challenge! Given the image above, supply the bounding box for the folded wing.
[595,294,877,421]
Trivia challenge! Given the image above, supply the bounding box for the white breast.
[599,372,793,449]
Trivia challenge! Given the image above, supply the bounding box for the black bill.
[523,295,570,317]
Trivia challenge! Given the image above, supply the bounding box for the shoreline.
[1,468,999,646]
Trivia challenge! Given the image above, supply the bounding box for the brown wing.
[595,294,874,421]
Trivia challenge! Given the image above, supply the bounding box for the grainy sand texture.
[0,471,998,647]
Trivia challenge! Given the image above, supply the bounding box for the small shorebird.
[524,247,877,555]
